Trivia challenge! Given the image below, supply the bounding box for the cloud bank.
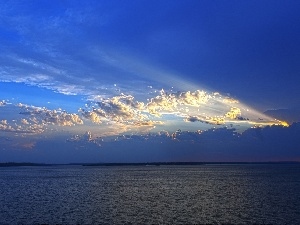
[0,87,287,139]
[1,123,298,163]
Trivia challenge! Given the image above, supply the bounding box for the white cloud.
[0,100,7,106]
[146,90,179,116]
[223,97,239,104]
[81,111,102,124]
[1,74,53,85]
[0,87,281,138]
[225,107,242,119]
[176,90,210,106]
[21,119,29,125]
[79,89,281,135]
[0,120,44,134]
[43,111,83,126]
[0,120,8,125]
[146,90,212,117]
[133,120,164,127]
[0,103,85,135]
[19,104,79,125]
[15,57,64,75]
[83,94,147,124]
[16,104,83,131]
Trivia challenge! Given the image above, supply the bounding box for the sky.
[0,0,300,163]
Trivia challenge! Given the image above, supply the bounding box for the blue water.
[1,164,300,224]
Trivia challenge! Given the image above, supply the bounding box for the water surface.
[1,164,300,224]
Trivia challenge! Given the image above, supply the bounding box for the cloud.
[2,119,299,163]
[15,58,64,75]
[67,131,102,148]
[0,3,129,97]
[176,90,211,106]
[0,87,285,140]
[144,90,280,129]
[21,119,29,125]
[223,97,239,104]
[0,122,43,134]
[97,94,146,122]
[146,90,211,116]
[0,100,7,106]
[18,104,83,126]
[0,2,216,100]
[184,115,225,125]
[101,123,300,162]
[0,74,87,96]
[43,111,83,126]
[82,94,148,124]
[225,107,242,119]
[19,142,36,150]
[81,111,102,124]
[0,102,84,135]
[146,90,178,116]
[0,123,15,132]
[265,108,300,124]
[0,120,8,125]
[76,89,284,136]
[133,120,164,127]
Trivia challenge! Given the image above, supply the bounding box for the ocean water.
[0,164,300,224]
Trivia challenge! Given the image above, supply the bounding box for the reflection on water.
[1,164,300,224]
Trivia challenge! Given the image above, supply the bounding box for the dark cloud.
[1,124,299,163]
[265,108,300,124]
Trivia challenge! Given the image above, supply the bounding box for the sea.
[0,164,300,224]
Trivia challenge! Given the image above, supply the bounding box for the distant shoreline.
[1,161,299,167]
[0,162,51,167]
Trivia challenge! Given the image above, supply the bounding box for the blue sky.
[0,0,299,163]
